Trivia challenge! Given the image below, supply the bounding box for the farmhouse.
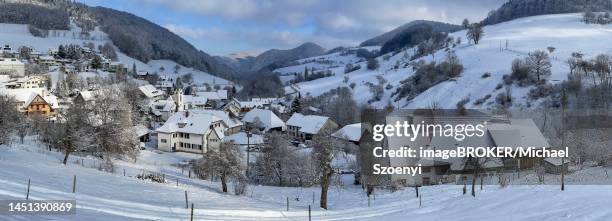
[286,113,338,141]
[332,123,363,144]
[384,109,550,186]
[242,108,285,132]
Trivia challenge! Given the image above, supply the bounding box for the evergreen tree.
[291,96,301,114]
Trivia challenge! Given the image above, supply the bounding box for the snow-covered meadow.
[1,137,611,221]
[282,13,612,109]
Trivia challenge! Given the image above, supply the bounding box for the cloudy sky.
[82,0,506,56]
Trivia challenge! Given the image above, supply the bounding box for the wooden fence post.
[26,179,30,200]
[308,205,311,221]
[286,197,289,211]
[185,191,189,209]
[368,194,370,207]
[190,203,194,221]
[419,195,422,207]
[72,175,76,193]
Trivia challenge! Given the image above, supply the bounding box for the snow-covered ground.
[284,13,612,109]
[0,22,231,87]
[1,137,612,221]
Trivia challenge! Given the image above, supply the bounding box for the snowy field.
[284,13,612,109]
[1,137,612,221]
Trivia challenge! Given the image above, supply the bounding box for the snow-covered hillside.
[2,138,612,221]
[283,13,609,109]
[0,22,231,86]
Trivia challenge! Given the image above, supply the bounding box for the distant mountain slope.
[285,13,611,109]
[251,42,326,71]
[482,0,612,25]
[0,1,236,80]
[216,42,326,73]
[360,20,461,47]
[0,3,69,30]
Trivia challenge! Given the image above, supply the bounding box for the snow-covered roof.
[39,55,54,60]
[243,108,285,131]
[156,111,224,135]
[138,84,165,99]
[332,123,362,142]
[0,74,9,83]
[182,95,208,106]
[194,91,223,100]
[191,109,243,128]
[134,125,150,137]
[488,118,550,148]
[78,90,96,102]
[286,113,331,134]
[223,132,264,145]
[150,97,176,113]
[136,70,149,76]
[0,58,23,65]
[544,157,567,166]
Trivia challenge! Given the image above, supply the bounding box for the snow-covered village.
[1,0,612,220]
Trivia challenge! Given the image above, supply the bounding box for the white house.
[0,58,25,77]
[156,111,227,154]
[242,108,285,131]
[156,109,242,153]
[286,113,338,141]
[5,75,48,89]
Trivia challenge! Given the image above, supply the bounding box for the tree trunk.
[221,174,228,193]
[320,170,331,209]
[63,149,71,165]
[471,175,476,197]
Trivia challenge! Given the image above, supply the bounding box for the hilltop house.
[0,58,25,77]
[156,109,242,154]
[286,113,338,141]
[242,108,286,132]
[136,70,150,79]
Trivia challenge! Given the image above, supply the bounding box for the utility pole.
[246,131,252,178]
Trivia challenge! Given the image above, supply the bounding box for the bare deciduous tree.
[194,141,246,193]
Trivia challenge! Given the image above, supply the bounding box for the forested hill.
[0,0,237,80]
[482,0,612,25]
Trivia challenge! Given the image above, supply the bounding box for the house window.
[185,133,190,139]
[161,139,167,143]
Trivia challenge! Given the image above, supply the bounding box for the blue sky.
[81,0,506,56]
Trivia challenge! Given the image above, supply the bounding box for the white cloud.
[130,0,507,54]
[164,24,227,39]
